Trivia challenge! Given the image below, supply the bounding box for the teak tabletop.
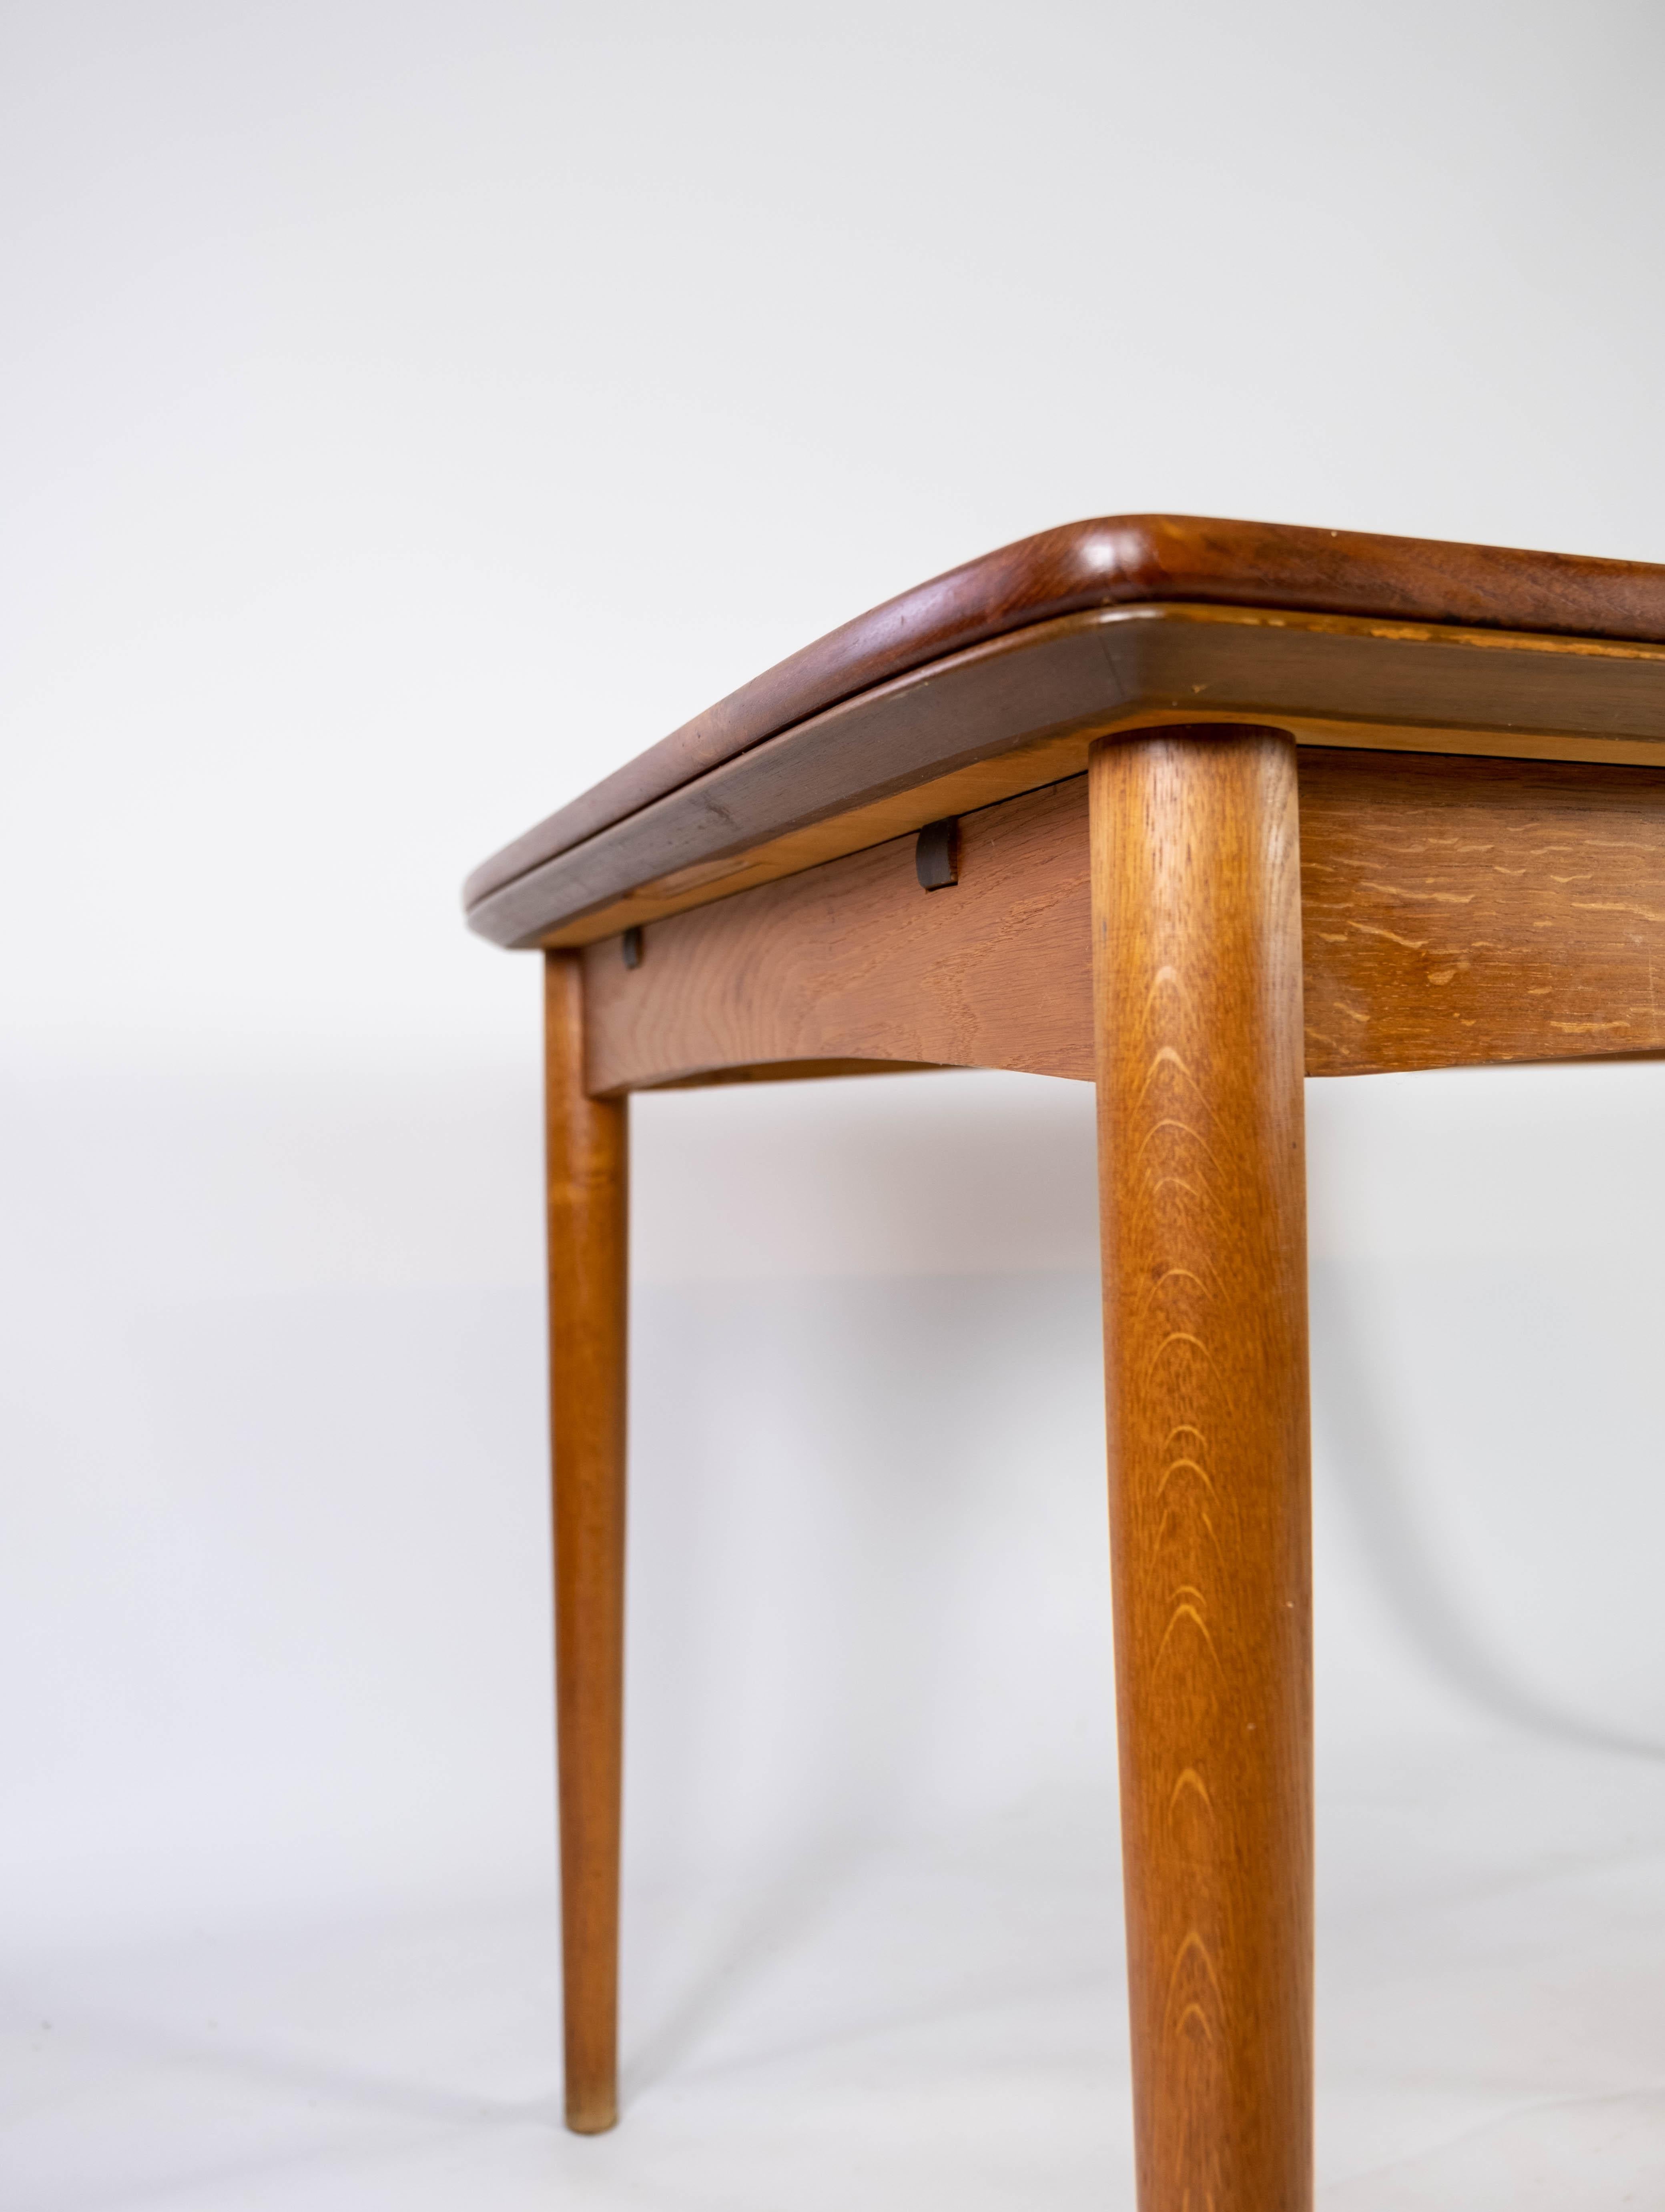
[464,516,1665,2210]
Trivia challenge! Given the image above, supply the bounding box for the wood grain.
[1091,727,1312,2212]
[1300,749,1665,1071]
[580,776,1093,1094]
[466,514,1665,914]
[579,750,1665,1092]
[545,951,628,2134]
[468,604,1665,951]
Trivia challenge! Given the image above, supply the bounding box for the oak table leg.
[1090,729,1313,2212]
[544,948,629,2134]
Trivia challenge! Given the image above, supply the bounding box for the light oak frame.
[541,722,1665,2208]
[503,513,1665,2212]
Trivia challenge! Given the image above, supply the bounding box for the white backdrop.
[7,4,1665,2205]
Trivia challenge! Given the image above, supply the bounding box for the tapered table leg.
[1090,728,1313,2212]
[544,949,629,2134]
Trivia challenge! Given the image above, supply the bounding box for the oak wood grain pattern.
[578,750,1665,1093]
[468,605,1665,951]
[1301,749,1665,1071]
[466,516,1665,912]
[545,952,628,2135]
[1091,729,1312,2212]
[580,777,1093,1095]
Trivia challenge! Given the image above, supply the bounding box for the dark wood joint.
[915,817,960,891]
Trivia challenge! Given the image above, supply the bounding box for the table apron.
[580,746,1665,1091]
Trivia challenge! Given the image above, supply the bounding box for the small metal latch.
[622,926,644,969]
[915,817,960,892]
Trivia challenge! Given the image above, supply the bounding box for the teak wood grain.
[580,749,1665,1093]
[469,605,1665,951]
[466,513,1665,917]
[1092,727,1312,2212]
[544,953,628,2134]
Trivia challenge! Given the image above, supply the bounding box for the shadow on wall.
[624,1268,1116,1879]
[1310,1254,1665,1762]
[619,1263,1120,2093]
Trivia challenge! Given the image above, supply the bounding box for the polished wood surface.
[1093,728,1312,2212]
[580,774,1091,1092]
[578,749,1665,1093]
[544,952,628,2134]
[468,605,1665,951]
[467,514,1665,916]
[472,520,1665,2196]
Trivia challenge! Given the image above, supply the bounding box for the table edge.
[464,514,1665,912]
